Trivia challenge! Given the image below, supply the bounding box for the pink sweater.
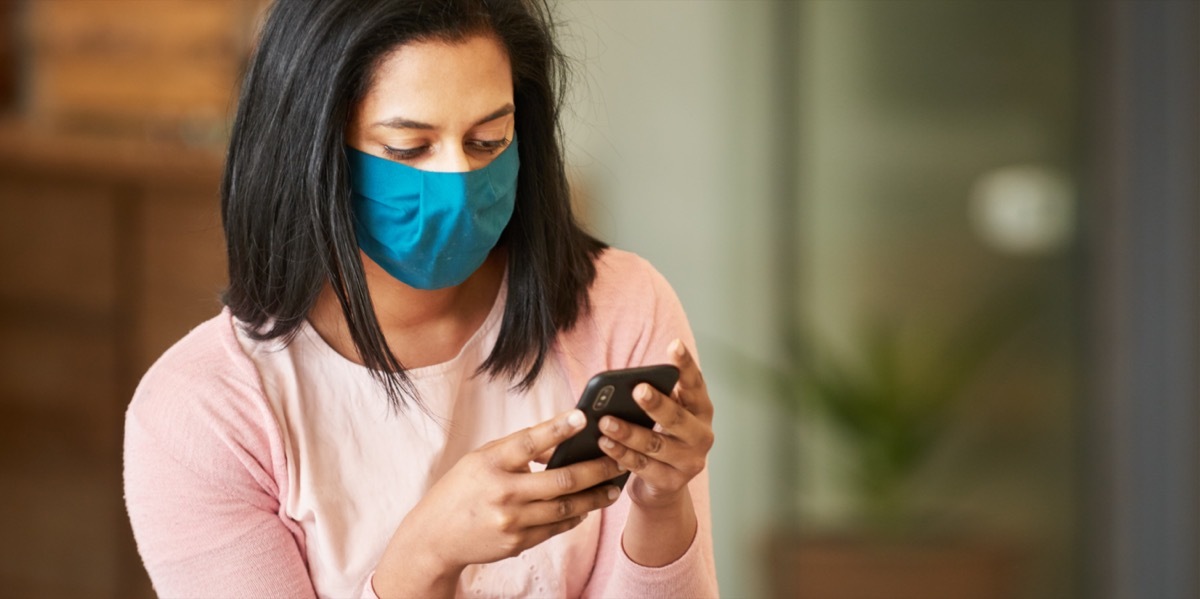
[123,249,718,599]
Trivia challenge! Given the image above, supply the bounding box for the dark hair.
[221,0,605,411]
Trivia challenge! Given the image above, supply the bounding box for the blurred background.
[0,1,1195,598]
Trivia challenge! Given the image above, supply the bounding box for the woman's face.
[347,33,515,173]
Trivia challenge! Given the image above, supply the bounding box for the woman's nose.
[422,146,475,173]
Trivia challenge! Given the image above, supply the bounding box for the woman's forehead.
[359,34,514,130]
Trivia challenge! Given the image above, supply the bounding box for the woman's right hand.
[371,409,625,599]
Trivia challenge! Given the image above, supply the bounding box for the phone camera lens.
[593,385,614,411]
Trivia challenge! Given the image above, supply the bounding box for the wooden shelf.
[0,116,224,186]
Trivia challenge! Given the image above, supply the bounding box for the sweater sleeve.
[576,251,720,598]
[123,313,316,599]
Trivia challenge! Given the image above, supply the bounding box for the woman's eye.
[468,138,511,154]
[382,145,427,160]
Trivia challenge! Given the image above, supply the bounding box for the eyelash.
[383,137,511,161]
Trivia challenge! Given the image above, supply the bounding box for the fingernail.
[568,410,586,428]
[600,436,615,449]
[607,486,620,500]
[604,417,619,432]
[634,384,649,402]
[615,461,627,472]
[672,339,686,357]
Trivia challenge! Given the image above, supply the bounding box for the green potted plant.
[735,290,1041,598]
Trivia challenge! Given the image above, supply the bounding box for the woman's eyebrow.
[373,103,516,130]
[373,116,435,130]
[471,103,515,126]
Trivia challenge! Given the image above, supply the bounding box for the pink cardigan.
[123,249,718,598]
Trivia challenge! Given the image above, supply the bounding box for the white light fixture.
[969,165,1076,255]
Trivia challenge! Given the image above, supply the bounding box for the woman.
[123,0,717,597]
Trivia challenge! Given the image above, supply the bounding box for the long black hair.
[221,0,606,410]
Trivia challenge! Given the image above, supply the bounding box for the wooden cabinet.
[768,535,1020,599]
[0,121,226,597]
[0,1,268,594]
[24,0,264,131]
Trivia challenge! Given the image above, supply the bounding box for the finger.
[522,456,626,499]
[520,513,588,550]
[668,339,713,419]
[519,484,621,527]
[494,409,587,470]
[632,382,705,444]
[598,415,704,464]
[669,339,704,391]
[598,435,692,488]
[531,447,554,465]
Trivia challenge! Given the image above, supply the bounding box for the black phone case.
[545,364,680,489]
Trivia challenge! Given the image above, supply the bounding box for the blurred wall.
[556,3,787,597]
[794,4,1081,597]
[1085,3,1200,597]
[556,1,1088,598]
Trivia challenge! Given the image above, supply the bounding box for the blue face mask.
[346,139,518,290]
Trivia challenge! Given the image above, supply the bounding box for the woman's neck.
[308,248,507,369]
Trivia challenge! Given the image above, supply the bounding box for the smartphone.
[545,364,680,489]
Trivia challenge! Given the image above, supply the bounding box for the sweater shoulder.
[556,248,685,381]
[587,247,667,316]
[128,309,264,417]
[125,309,280,486]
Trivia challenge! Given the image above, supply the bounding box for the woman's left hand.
[597,339,715,510]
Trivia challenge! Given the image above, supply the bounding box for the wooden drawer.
[0,319,116,415]
[24,0,266,129]
[0,461,124,598]
[137,189,227,373]
[0,180,117,314]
